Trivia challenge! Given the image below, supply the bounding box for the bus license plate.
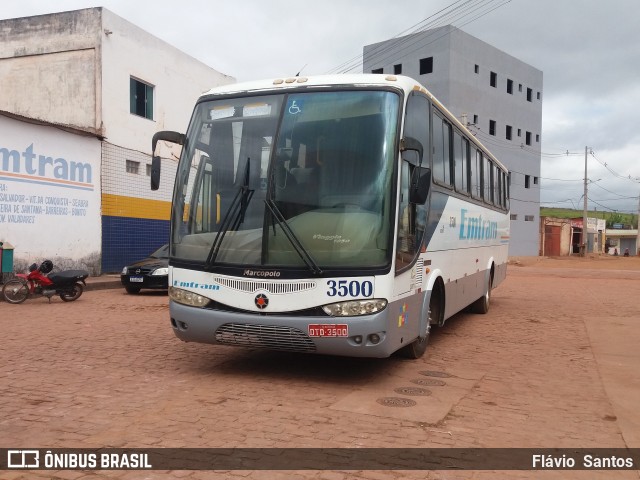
[129,276,144,283]
[308,324,348,337]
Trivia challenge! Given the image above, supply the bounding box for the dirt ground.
[1,255,639,479]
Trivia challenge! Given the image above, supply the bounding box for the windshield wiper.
[205,159,254,268]
[264,199,323,276]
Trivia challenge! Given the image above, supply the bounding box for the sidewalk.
[0,274,122,301]
[84,274,122,291]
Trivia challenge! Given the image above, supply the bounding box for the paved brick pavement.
[1,261,639,479]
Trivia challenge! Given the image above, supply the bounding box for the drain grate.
[419,370,452,378]
[376,397,417,407]
[394,386,432,396]
[411,378,446,387]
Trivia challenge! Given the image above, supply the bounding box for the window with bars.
[126,160,140,174]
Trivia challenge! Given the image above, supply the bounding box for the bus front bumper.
[169,300,405,358]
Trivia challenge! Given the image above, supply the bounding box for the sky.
[2,0,639,216]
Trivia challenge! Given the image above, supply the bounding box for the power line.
[591,152,640,183]
[352,0,508,74]
[358,0,512,74]
[472,129,582,158]
[327,0,473,74]
[327,0,513,75]
[590,181,638,199]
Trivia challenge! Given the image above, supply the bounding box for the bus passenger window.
[484,157,492,202]
[432,113,451,185]
[443,121,452,186]
[454,132,469,193]
[470,148,482,198]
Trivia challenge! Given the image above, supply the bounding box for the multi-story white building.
[364,25,543,256]
[0,8,234,272]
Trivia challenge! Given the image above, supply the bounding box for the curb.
[84,279,123,292]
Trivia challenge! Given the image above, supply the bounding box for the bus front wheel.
[400,285,441,359]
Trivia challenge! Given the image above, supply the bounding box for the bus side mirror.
[401,136,424,164]
[410,166,431,204]
[150,155,161,191]
[151,131,185,191]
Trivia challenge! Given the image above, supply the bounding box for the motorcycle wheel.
[2,279,29,304]
[60,282,84,302]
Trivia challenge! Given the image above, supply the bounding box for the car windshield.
[171,89,400,271]
[150,244,169,259]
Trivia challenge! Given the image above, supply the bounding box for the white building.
[0,8,234,272]
[364,26,543,256]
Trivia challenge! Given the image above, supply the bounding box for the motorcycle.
[2,260,89,304]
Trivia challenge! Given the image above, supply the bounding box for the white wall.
[100,8,235,156]
[0,115,101,266]
[0,9,101,133]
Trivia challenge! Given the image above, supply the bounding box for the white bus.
[151,74,509,359]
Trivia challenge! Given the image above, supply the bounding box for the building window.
[419,57,433,75]
[372,68,383,74]
[526,131,532,146]
[518,83,522,92]
[527,87,532,102]
[510,214,518,220]
[537,91,541,100]
[393,64,402,75]
[506,125,512,140]
[507,79,513,94]
[525,175,530,188]
[489,120,496,136]
[126,160,140,174]
[525,215,535,222]
[517,128,521,137]
[473,114,479,125]
[146,164,152,176]
[490,71,497,88]
[536,134,540,143]
[474,64,479,74]
[130,77,154,120]
[534,176,539,185]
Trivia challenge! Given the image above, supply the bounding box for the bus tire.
[401,328,429,359]
[400,284,441,359]
[471,268,493,314]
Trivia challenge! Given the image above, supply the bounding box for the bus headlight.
[169,287,210,308]
[322,299,387,317]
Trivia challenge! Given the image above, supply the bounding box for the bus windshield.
[171,89,400,271]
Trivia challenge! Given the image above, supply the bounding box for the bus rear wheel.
[471,269,493,314]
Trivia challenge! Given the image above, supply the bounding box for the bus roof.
[200,74,507,172]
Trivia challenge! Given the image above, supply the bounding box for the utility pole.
[582,146,588,256]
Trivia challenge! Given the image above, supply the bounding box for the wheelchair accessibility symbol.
[288,101,301,115]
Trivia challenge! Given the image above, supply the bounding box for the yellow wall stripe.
[102,193,171,221]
